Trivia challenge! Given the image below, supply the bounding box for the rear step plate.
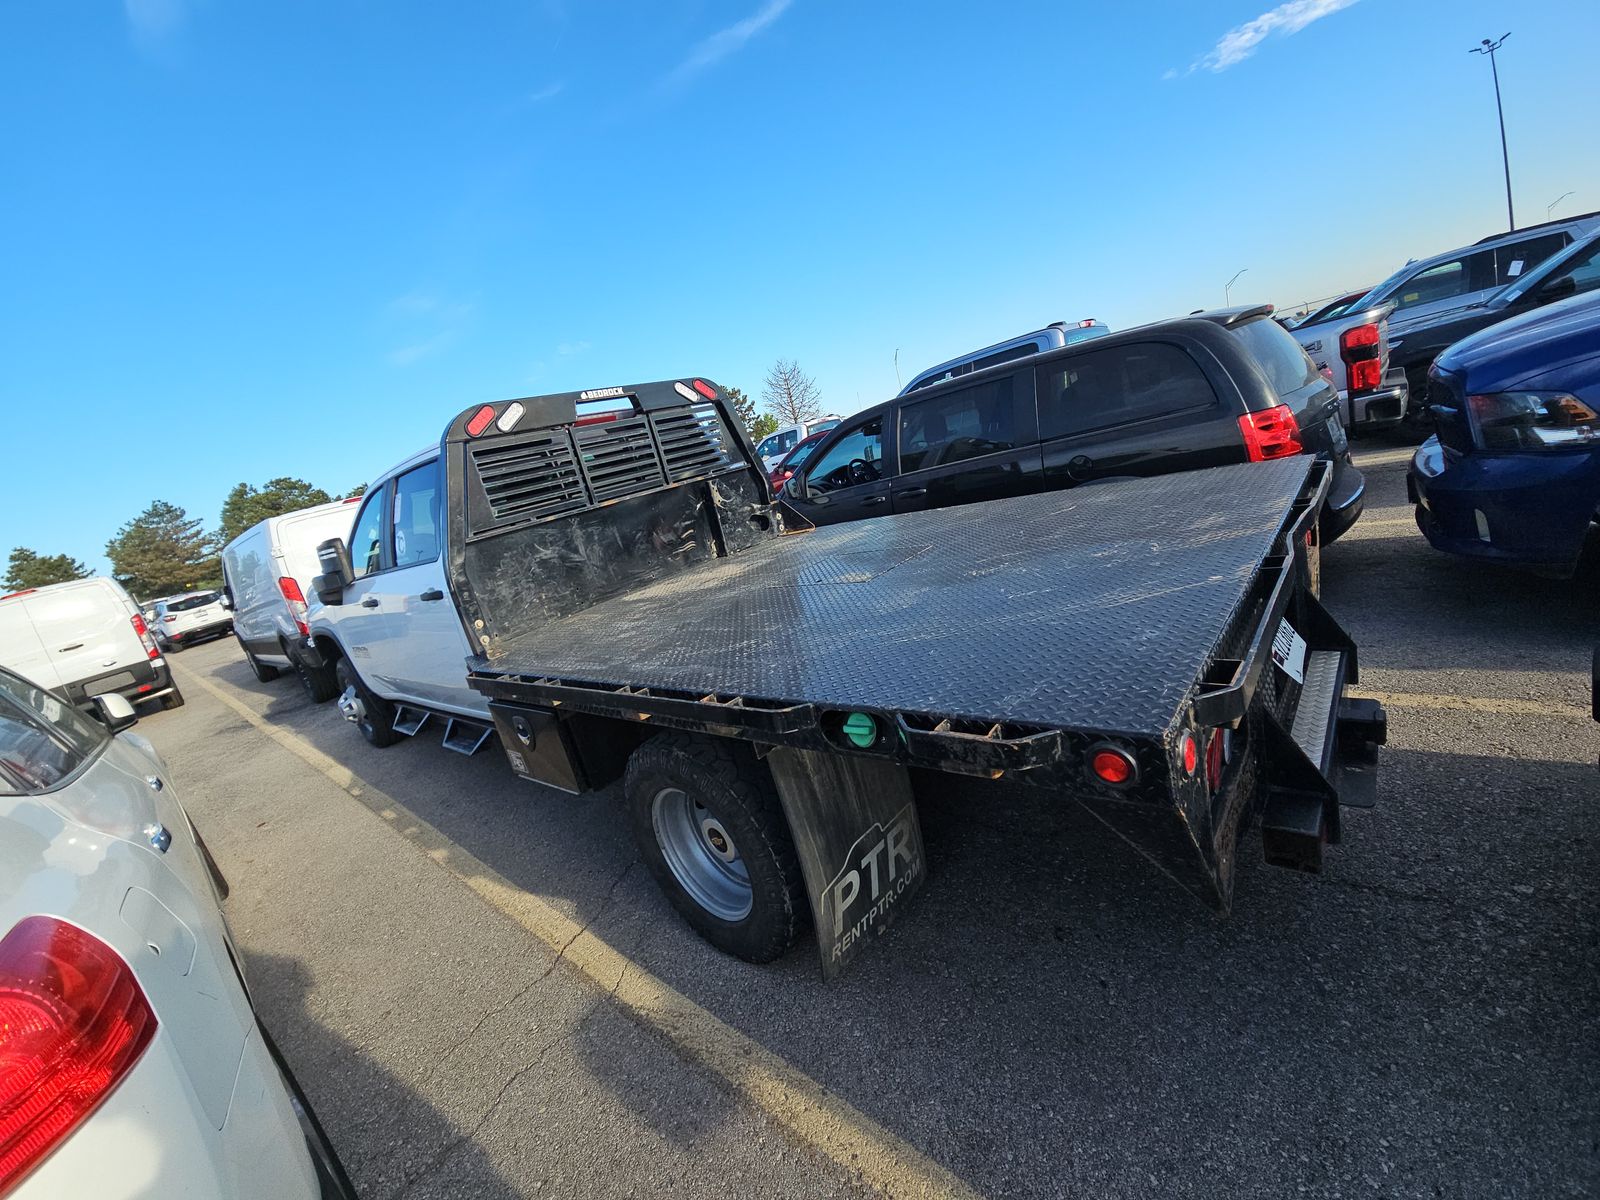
[442,718,493,756]
[392,706,431,737]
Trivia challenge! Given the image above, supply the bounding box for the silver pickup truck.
[1288,301,1409,433]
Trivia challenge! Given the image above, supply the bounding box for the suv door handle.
[895,487,927,500]
[419,589,444,602]
[862,495,888,506]
[360,598,380,608]
[58,643,84,652]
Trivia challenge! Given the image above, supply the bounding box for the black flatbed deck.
[468,458,1314,739]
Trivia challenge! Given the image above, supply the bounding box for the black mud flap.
[766,748,927,980]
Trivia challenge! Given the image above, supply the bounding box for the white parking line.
[175,662,983,1200]
[1350,447,1418,468]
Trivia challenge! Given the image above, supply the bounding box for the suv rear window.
[1229,320,1321,397]
[166,591,220,612]
[1038,342,1216,439]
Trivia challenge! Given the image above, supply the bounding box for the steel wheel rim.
[651,787,752,921]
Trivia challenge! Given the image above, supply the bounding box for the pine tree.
[106,501,220,597]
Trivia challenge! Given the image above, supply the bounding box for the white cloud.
[389,332,457,367]
[124,0,187,52]
[556,340,591,356]
[524,81,565,104]
[1179,0,1359,75]
[384,291,475,367]
[665,0,792,87]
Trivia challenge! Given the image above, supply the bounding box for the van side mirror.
[94,692,138,733]
[313,538,353,605]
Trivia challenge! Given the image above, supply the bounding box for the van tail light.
[130,615,159,660]
[278,577,310,637]
[0,917,158,1194]
[1339,323,1382,394]
[1237,404,1303,461]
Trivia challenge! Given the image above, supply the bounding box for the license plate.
[1328,413,1348,453]
[1272,618,1308,684]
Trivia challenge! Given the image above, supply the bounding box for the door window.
[1494,233,1568,283]
[804,418,883,494]
[899,376,1019,473]
[1038,343,1218,439]
[391,461,442,568]
[348,487,388,579]
[0,670,103,794]
[1395,250,1496,309]
[1229,319,1321,395]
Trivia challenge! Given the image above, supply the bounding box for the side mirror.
[94,692,138,733]
[1536,275,1578,304]
[219,595,233,611]
[313,537,353,606]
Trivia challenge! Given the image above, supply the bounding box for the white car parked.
[754,416,841,472]
[151,590,233,652]
[0,666,354,1198]
[222,498,360,700]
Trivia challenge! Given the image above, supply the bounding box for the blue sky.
[4,0,1598,576]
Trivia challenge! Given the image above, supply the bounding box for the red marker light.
[1179,732,1198,775]
[1090,747,1136,786]
[465,405,496,437]
[692,379,717,400]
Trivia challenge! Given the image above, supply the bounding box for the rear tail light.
[1339,323,1382,394]
[0,917,157,1193]
[130,615,159,660]
[691,379,718,400]
[1237,404,1303,461]
[1205,730,1227,791]
[465,405,496,437]
[278,577,310,637]
[770,469,794,489]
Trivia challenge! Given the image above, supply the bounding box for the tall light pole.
[1470,33,1514,232]
[1547,191,1573,219]
[1224,268,1248,306]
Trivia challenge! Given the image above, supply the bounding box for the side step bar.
[442,718,494,756]
[392,706,431,737]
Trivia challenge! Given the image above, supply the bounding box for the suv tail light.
[129,614,160,660]
[278,577,310,637]
[1237,404,1303,461]
[1339,323,1382,394]
[0,917,157,1193]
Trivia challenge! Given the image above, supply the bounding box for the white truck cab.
[304,449,490,752]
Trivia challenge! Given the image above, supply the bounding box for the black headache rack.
[445,388,1383,916]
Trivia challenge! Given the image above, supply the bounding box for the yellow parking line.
[1358,689,1588,719]
[174,664,982,1200]
[1351,447,1418,468]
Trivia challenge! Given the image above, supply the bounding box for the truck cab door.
[782,415,889,528]
[334,483,394,689]
[380,459,486,716]
[891,369,1041,515]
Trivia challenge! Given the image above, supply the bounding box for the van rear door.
[22,582,143,690]
[0,596,62,691]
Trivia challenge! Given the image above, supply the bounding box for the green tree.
[345,482,367,499]
[106,501,219,598]
[4,547,91,591]
[218,477,335,544]
[750,412,779,443]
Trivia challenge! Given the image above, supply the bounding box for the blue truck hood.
[1434,289,1600,391]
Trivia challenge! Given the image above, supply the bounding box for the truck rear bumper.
[1344,374,1409,431]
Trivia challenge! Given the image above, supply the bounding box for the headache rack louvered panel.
[575,415,666,500]
[474,435,588,522]
[653,403,739,482]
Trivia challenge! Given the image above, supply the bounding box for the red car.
[768,428,831,491]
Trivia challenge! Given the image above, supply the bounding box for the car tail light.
[1205,731,1226,791]
[1339,323,1382,394]
[130,615,160,660]
[278,576,310,637]
[0,917,157,1194]
[1237,404,1303,461]
[465,405,496,437]
[770,469,794,489]
[691,379,717,400]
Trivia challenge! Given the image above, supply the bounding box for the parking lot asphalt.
[139,444,1599,1200]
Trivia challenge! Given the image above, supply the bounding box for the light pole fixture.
[1470,32,1514,232]
[1224,269,1248,306]
[1547,191,1573,219]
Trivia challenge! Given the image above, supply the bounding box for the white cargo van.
[0,577,181,710]
[221,498,359,701]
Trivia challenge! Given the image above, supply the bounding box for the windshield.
[0,669,106,795]
[1358,262,1420,307]
[1492,235,1600,305]
[166,591,220,612]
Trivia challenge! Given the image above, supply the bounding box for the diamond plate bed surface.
[469,458,1312,737]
